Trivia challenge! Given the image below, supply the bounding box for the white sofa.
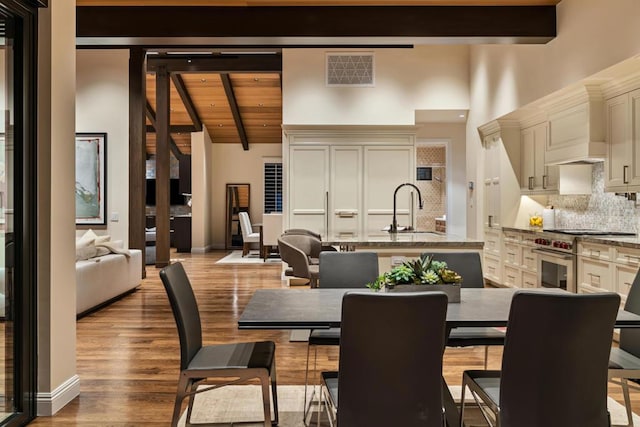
[76,249,142,316]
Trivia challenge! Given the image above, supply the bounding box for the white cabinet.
[289,145,330,235]
[363,145,414,236]
[605,89,640,192]
[479,121,521,232]
[329,146,362,237]
[499,229,540,289]
[285,127,416,238]
[520,122,558,194]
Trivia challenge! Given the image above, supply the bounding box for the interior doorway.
[415,142,448,233]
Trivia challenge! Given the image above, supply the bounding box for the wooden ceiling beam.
[145,101,184,158]
[220,73,249,151]
[146,124,197,133]
[77,6,556,44]
[147,54,282,74]
[170,73,203,132]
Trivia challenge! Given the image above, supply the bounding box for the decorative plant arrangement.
[367,254,462,291]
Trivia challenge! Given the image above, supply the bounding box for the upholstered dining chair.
[159,262,278,427]
[460,291,620,427]
[277,237,320,288]
[609,269,640,427]
[239,211,261,257]
[282,229,337,264]
[303,251,379,421]
[426,251,505,369]
[320,291,449,427]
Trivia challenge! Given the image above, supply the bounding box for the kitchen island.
[324,231,484,271]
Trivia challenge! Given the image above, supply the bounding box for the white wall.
[37,0,79,416]
[191,127,214,252]
[466,0,640,238]
[283,45,470,125]
[210,143,282,249]
[76,50,130,244]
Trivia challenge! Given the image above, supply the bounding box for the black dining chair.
[159,262,278,427]
[319,291,449,427]
[303,251,379,422]
[609,269,640,427]
[460,291,620,427]
[425,251,505,368]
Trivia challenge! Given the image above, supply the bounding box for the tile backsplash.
[548,162,639,232]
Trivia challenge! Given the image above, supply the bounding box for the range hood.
[544,85,606,165]
[558,164,593,195]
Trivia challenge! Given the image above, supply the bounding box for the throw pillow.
[94,246,111,257]
[76,238,97,261]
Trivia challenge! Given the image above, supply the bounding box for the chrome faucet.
[390,183,424,233]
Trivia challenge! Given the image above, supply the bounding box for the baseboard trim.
[37,374,80,416]
[191,245,214,254]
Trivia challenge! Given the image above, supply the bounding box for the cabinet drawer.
[578,242,612,261]
[483,255,502,284]
[503,242,521,267]
[614,264,639,298]
[503,231,521,244]
[578,257,612,291]
[521,247,538,272]
[613,246,640,267]
[503,265,520,288]
[484,229,501,256]
[521,271,538,289]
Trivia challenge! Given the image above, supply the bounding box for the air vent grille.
[326,53,374,87]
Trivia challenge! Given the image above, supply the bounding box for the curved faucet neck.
[391,183,424,233]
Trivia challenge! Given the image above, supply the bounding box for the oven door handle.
[532,248,574,261]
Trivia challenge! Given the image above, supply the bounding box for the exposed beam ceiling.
[221,73,249,151]
[78,1,561,6]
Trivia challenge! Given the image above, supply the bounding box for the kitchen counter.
[579,235,640,249]
[324,231,484,272]
[501,226,640,249]
[324,231,484,249]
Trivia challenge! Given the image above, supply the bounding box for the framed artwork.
[75,133,107,226]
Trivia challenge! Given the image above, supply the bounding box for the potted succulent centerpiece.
[367,254,463,302]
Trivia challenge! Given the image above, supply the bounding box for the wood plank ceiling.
[145,71,282,155]
[79,0,559,156]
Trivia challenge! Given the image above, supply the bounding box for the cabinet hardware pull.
[528,176,534,190]
[591,250,600,257]
[624,165,629,184]
[626,255,640,262]
[325,192,329,237]
[488,215,493,228]
[542,175,548,189]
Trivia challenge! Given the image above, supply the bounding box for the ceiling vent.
[326,52,375,87]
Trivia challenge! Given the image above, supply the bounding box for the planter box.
[386,283,461,303]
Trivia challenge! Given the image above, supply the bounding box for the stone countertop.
[578,235,640,249]
[502,226,640,249]
[323,231,484,249]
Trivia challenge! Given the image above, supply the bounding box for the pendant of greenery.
[367,253,462,291]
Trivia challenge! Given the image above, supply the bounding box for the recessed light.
[258,103,264,107]
[254,77,260,82]
[459,114,465,118]
[218,124,223,127]
[210,103,216,107]
[263,124,267,127]
[201,78,207,83]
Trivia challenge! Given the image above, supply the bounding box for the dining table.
[238,287,640,426]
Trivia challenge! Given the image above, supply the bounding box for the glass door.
[0,1,38,425]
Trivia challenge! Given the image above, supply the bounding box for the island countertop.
[323,231,484,250]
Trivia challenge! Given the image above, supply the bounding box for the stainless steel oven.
[532,231,578,293]
[534,247,576,292]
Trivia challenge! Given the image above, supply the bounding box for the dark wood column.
[155,66,171,268]
[128,47,147,277]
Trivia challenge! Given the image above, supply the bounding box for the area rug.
[216,251,281,265]
[177,385,640,426]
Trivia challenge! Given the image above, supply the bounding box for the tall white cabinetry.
[520,122,558,194]
[478,120,521,285]
[604,88,640,192]
[284,127,416,238]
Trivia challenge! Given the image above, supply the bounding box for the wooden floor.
[29,250,640,426]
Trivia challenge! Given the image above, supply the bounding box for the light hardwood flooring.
[28,250,640,426]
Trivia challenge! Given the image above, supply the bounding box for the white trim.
[37,375,80,416]
[190,245,213,254]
